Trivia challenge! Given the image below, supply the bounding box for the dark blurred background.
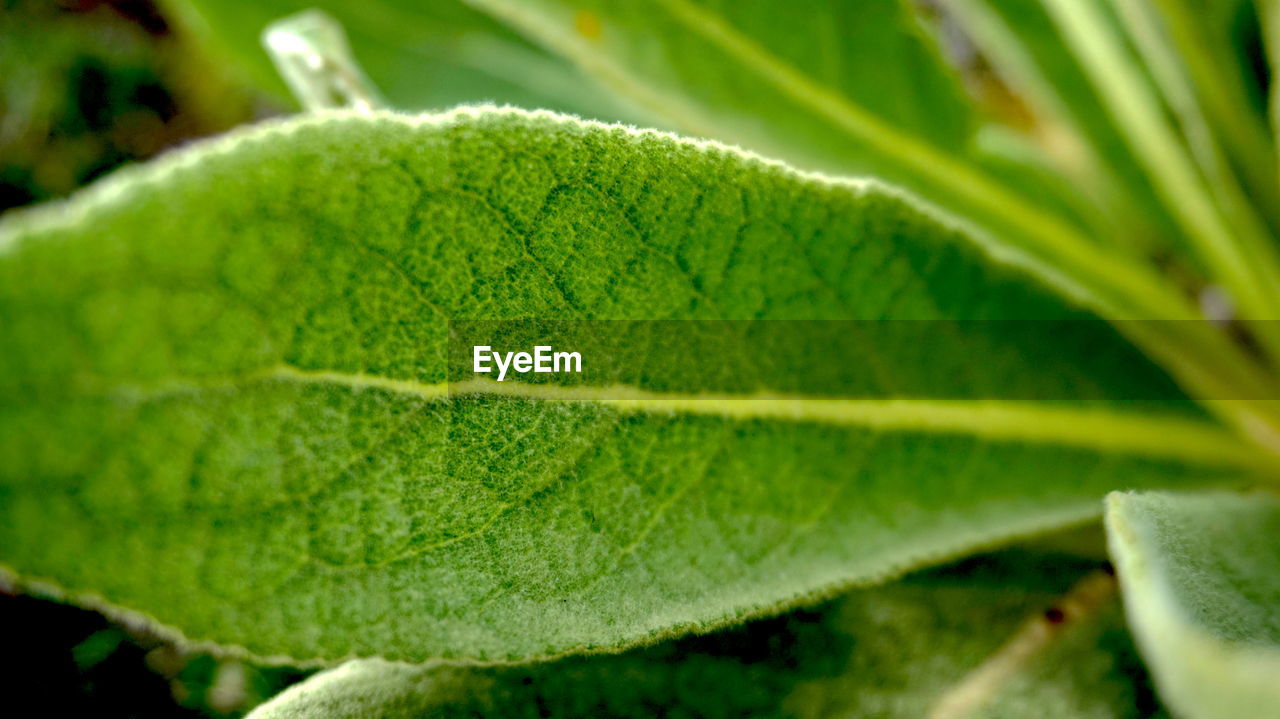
[0,0,259,213]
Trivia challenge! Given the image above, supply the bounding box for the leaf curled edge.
[1107,490,1280,719]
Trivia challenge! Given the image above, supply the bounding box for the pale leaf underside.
[1107,490,1280,719]
[246,550,1165,719]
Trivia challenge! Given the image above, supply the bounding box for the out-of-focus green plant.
[0,0,252,211]
[2,1,1279,717]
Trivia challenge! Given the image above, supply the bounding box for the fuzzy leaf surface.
[0,108,1264,663]
[246,551,1165,719]
[1107,490,1280,719]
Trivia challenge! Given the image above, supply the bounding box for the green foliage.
[171,0,1192,318]
[4,0,1280,715]
[246,550,1160,719]
[1107,491,1280,719]
[943,0,1183,249]
[465,0,973,177]
[161,0,647,122]
[6,108,1264,664]
[459,0,1100,268]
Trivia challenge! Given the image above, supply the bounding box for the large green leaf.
[162,0,649,122]
[1106,490,1280,719]
[245,551,1164,718]
[0,108,1268,663]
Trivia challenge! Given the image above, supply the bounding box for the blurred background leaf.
[161,0,656,122]
[0,0,256,212]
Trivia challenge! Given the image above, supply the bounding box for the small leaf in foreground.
[1106,489,1280,719]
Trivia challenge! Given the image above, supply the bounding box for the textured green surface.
[246,551,1163,719]
[163,0,647,122]
[0,108,1267,664]
[1106,490,1280,719]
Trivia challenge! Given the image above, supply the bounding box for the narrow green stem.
[944,0,1152,252]
[1109,0,1280,343]
[1041,0,1280,371]
[1266,0,1280,178]
[1150,0,1280,228]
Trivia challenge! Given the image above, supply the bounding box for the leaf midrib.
[83,363,1273,470]
[3,107,1273,470]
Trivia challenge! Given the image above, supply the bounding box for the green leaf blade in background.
[161,0,652,123]
[946,0,1280,337]
[172,0,987,200]
[1148,0,1278,220]
[469,0,974,175]
[171,0,1118,260]
[1106,490,1280,719]
[245,550,1165,719]
[458,0,993,200]
[942,0,1184,253]
[0,109,1268,664]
